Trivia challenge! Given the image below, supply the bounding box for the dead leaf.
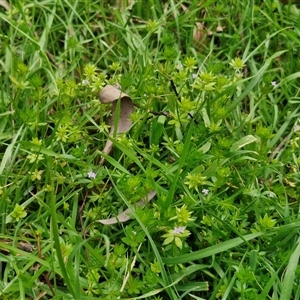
[97,190,156,225]
[0,0,10,11]
[216,23,223,33]
[98,84,134,164]
[0,239,34,253]
[193,22,205,44]
[18,241,34,252]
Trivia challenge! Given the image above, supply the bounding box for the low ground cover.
[0,1,300,299]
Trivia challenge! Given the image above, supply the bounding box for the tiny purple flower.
[202,188,209,196]
[271,81,277,87]
[87,171,96,179]
[173,226,185,235]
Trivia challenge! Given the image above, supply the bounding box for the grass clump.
[1,0,300,299]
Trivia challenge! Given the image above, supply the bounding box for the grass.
[1,0,300,299]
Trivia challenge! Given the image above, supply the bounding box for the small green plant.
[1,1,300,299]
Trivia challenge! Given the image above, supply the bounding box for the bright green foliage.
[161,226,191,249]
[1,0,300,299]
[185,173,207,192]
[229,58,246,71]
[11,204,27,222]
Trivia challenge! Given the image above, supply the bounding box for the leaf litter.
[97,190,157,225]
[97,84,156,225]
[98,84,134,164]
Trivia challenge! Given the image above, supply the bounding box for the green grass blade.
[280,237,300,300]
[163,232,263,264]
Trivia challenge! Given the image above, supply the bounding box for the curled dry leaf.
[0,239,34,253]
[0,0,10,11]
[97,190,156,225]
[193,22,205,44]
[18,241,34,252]
[216,23,224,33]
[98,84,134,164]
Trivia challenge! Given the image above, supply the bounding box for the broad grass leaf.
[280,236,300,300]
[230,135,257,152]
[163,232,263,264]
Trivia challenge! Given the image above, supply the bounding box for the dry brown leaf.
[98,84,134,164]
[115,0,135,10]
[0,239,34,253]
[216,23,224,33]
[97,190,156,225]
[0,0,10,10]
[193,22,205,43]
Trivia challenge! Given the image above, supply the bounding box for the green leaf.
[100,152,130,175]
[163,232,263,264]
[163,237,174,245]
[20,141,77,160]
[230,135,257,152]
[280,237,300,300]
[198,142,211,154]
[174,237,182,249]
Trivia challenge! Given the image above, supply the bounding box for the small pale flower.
[177,62,183,70]
[31,137,42,146]
[202,188,209,196]
[84,63,97,79]
[294,125,300,132]
[55,125,68,143]
[99,122,110,133]
[11,204,27,222]
[81,79,90,85]
[173,226,185,235]
[271,81,277,87]
[44,185,53,192]
[229,58,245,70]
[132,231,137,235]
[29,169,43,181]
[87,171,97,179]
[185,173,207,191]
[26,153,44,163]
[192,73,198,79]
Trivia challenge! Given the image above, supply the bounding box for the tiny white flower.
[271,81,277,87]
[173,226,185,234]
[82,79,90,85]
[294,125,300,132]
[177,62,183,70]
[132,231,137,235]
[192,73,198,79]
[202,188,209,196]
[87,171,96,179]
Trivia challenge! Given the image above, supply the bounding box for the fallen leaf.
[193,22,205,44]
[0,239,34,253]
[98,84,134,164]
[0,0,10,11]
[216,23,224,33]
[97,190,156,225]
[18,241,34,252]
